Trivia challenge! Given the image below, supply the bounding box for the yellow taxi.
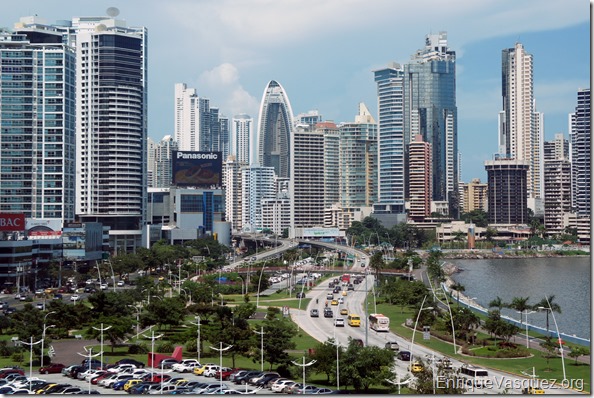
[123,379,143,392]
[340,308,348,315]
[36,384,57,394]
[341,291,347,296]
[409,362,424,373]
[523,387,545,394]
[193,363,216,375]
[331,299,338,306]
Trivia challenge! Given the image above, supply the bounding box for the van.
[347,314,361,327]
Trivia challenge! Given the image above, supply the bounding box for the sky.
[2,0,590,182]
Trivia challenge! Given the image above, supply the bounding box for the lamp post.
[180,288,191,305]
[40,311,57,369]
[189,316,201,363]
[127,305,142,340]
[210,342,233,388]
[253,326,266,371]
[19,336,42,392]
[410,295,433,367]
[515,310,537,349]
[291,356,316,393]
[440,285,457,354]
[77,346,102,394]
[385,371,412,395]
[256,261,267,309]
[142,330,164,368]
[92,323,112,368]
[331,324,340,391]
[542,296,566,382]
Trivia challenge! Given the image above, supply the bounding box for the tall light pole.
[256,261,267,309]
[515,309,536,349]
[143,330,164,368]
[189,316,201,363]
[40,310,57,369]
[440,285,457,354]
[19,336,42,392]
[253,326,266,371]
[410,295,433,366]
[92,322,112,368]
[210,342,233,388]
[291,356,316,392]
[127,305,142,339]
[77,346,102,394]
[544,296,567,382]
[331,324,341,391]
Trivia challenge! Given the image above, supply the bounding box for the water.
[449,256,591,340]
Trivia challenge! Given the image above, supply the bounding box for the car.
[326,293,334,300]
[100,284,108,290]
[214,368,240,381]
[333,286,341,294]
[338,297,344,304]
[341,290,347,296]
[323,308,333,318]
[193,363,217,376]
[397,350,411,361]
[296,292,306,298]
[157,358,180,369]
[203,365,221,377]
[310,309,319,317]
[39,363,66,374]
[522,387,545,394]
[334,318,345,327]
[70,294,80,301]
[385,342,399,351]
[271,379,294,393]
[36,302,45,310]
[408,362,424,373]
[233,371,262,385]
[171,359,200,373]
[117,280,125,287]
[114,358,145,368]
[347,284,354,291]
[331,299,338,306]
[339,308,348,316]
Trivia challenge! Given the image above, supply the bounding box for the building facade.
[570,88,591,217]
[148,135,178,188]
[485,158,529,225]
[232,114,253,165]
[408,134,432,221]
[462,178,488,213]
[257,80,294,179]
[241,166,276,232]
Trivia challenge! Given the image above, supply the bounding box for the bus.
[369,313,390,332]
[459,365,490,388]
[341,274,351,283]
[347,314,361,327]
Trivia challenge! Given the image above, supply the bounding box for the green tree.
[484,227,498,244]
[460,209,488,228]
[452,307,481,341]
[488,296,507,312]
[568,345,590,365]
[86,315,134,352]
[532,296,561,338]
[140,297,186,330]
[450,283,465,306]
[508,297,531,328]
[540,337,557,370]
[311,338,342,382]
[408,359,466,394]
[340,341,393,393]
[257,309,296,370]
[368,251,385,280]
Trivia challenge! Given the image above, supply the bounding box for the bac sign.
[0,213,25,232]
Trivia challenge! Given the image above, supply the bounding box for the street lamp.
[253,326,266,371]
[127,305,142,340]
[385,371,412,395]
[180,288,191,305]
[256,261,267,309]
[515,310,537,349]
[541,296,567,382]
[440,285,457,355]
[40,311,57,369]
[77,346,101,394]
[210,342,233,388]
[142,330,164,368]
[19,336,42,392]
[410,296,434,367]
[92,323,112,368]
[189,316,201,363]
[291,356,316,393]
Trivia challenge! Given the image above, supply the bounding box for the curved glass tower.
[256,80,294,178]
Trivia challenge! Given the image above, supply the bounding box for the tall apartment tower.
[294,110,322,128]
[256,80,294,179]
[570,88,591,217]
[484,158,529,225]
[404,32,458,217]
[0,20,76,223]
[543,134,571,235]
[321,122,341,209]
[498,43,543,204]
[462,178,488,213]
[408,135,432,221]
[149,135,178,188]
[339,103,378,208]
[291,125,325,229]
[373,63,406,224]
[223,156,245,233]
[241,166,276,232]
[232,114,253,165]
[174,83,206,151]
[67,13,147,252]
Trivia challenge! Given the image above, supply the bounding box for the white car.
[202,365,221,377]
[171,359,201,373]
[117,280,125,287]
[70,294,80,302]
[334,318,345,327]
[107,364,137,374]
[271,379,294,393]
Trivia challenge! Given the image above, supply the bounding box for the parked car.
[157,358,180,369]
[39,363,65,374]
[114,358,145,368]
[171,359,200,373]
[233,370,262,385]
[296,292,306,298]
[202,365,221,377]
[214,368,240,381]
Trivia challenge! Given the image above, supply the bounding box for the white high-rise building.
[498,43,543,204]
[68,13,147,253]
[570,88,591,218]
[223,156,246,233]
[232,114,253,165]
[149,135,178,188]
[241,166,276,232]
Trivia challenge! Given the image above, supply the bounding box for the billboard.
[0,213,25,231]
[172,151,222,187]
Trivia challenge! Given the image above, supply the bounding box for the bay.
[450,256,591,340]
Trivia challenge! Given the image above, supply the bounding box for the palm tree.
[488,296,507,312]
[508,296,531,328]
[533,295,561,338]
[450,283,465,306]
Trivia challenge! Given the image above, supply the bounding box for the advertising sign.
[303,227,340,238]
[172,151,222,187]
[0,213,25,231]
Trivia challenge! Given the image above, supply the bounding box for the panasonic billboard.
[172,151,223,187]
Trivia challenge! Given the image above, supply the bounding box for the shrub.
[128,344,148,354]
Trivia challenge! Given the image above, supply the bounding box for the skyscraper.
[404,32,458,216]
[408,134,432,221]
[256,80,294,179]
[373,62,406,224]
[498,43,543,204]
[543,134,571,235]
[570,88,591,217]
[1,19,76,223]
[148,135,178,188]
[232,114,253,165]
[67,13,147,252]
[485,158,529,225]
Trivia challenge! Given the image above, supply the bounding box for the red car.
[39,363,66,374]
[91,372,111,385]
[215,368,240,381]
[0,368,25,378]
[150,374,172,383]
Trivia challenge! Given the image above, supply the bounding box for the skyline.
[2,0,590,182]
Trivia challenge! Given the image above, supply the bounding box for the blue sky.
[3,0,590,182]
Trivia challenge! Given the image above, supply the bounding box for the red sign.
[0,213,25,231]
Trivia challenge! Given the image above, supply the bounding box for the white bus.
[459,365,490,388]
[369,313,390,332]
